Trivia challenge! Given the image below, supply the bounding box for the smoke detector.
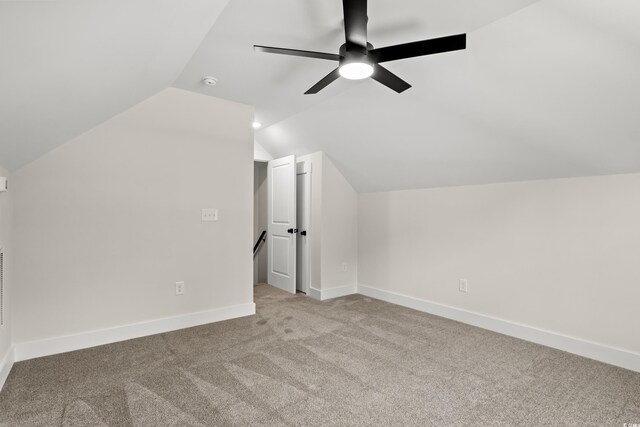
[202,76,218,86]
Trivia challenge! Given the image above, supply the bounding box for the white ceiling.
[175,0,539,128]
[0,0,231,171]
[177,0,640,192]
[3,0,639,193]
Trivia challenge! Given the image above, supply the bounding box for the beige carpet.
[1,284,639,426]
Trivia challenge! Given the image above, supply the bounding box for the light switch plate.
[201,208,218,222]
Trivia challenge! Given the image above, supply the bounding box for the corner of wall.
[254,141,274,162]
[0,345,15,392]
[319,154,358,291]
[0,165,14,391]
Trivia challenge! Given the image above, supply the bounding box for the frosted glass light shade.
[339,62,374,80]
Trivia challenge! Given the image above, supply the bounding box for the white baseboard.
[0,345,15,393]
[308,287,322,300]
[13,303,255,362]
[357,284,640,373]
[309,284,358,301]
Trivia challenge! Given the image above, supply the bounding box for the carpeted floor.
[1,284,639,426]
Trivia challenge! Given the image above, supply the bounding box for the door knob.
[300,230,307,236]
[287,228,298,234]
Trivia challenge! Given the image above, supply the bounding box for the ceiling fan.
[254,0,466,94]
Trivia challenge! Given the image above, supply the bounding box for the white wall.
[321,155,358,291]
[359,173,640,354]
[13,88,254,344]
[253,162,268,284]
[0,166,13,365]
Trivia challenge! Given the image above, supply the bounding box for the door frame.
[296,161,311,295]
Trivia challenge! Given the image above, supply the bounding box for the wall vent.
[0,249,4,326]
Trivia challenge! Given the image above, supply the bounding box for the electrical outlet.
[175,281,185,295]
[201,208,218,222]
[459,279,468,293]
[341,262,348,272]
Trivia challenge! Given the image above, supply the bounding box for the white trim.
[13,303,255,362]
[296,160,311,295]
[357,284,640,373]
[323,284,357,300]
[309,287,322,300]
[0,345,14,392]
[309,284,357,301]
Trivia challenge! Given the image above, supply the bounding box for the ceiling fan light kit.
[339,62,373,80]
[338,43,374,80]
[254,0,466,94]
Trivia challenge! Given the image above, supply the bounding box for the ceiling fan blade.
[254,45,341,61]
[343,0,368,48]
[369,33,466,63]
[305,68,341,95]
[372,65,411,93]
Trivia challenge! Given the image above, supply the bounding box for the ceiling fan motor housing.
[339,43,374,67]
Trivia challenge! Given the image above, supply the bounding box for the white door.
[267,155,297,293]
[296,161,311,294]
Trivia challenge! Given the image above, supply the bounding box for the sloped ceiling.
[0,0,231,171]
[3,1,639,193]
[177,0,640,192]
[175,0,538,127]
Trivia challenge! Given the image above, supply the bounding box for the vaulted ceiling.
[3,0,640,193]
[0,0,231,171]
[256,0,640,191]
